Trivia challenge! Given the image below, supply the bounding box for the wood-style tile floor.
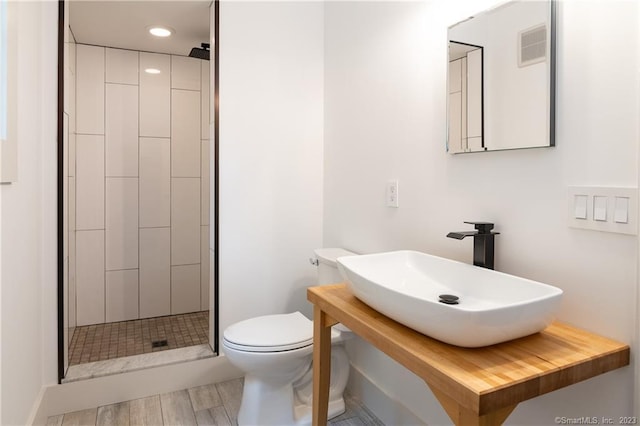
[45,378,385,426]
[69,312,209,365]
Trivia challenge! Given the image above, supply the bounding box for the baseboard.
[29,354,243,425]
[347,364,426,426]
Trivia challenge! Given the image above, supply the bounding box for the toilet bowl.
[223,312,351,425]
[222,248,356,426]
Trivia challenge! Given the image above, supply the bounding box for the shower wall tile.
[171,264,201,315]
[74,44,209,326]
[139,227,171,318]
[63,113,69,180]
[201,61,210,139]
[207,249,215,316]
[69,41,77,135]
[69,219,76,329]
[76,230,105,326]
[69,176,76,232]
[201,226,210,311]
[63,174,69,259]
[64,40,71,116]
[201,140,210,226]
[63,114,69,259]
[63,257,69,371]
[106,269,139,322]
[69,177,77,329]
[76,44,105,135]
[106,178,139,271]
[171,178,200,265]
[171,90,201,177]
[69,132,76,178]
[106,48,139,85]
[172,56,201,91]
[139,138,171,228]
[76,135,104,230]
[140,53,170,137]
[106,84,139,177]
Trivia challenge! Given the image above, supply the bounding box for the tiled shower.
[69,44,211,332]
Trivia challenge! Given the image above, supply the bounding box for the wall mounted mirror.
[447,0,556,153]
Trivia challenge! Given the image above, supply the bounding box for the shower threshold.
[62,343,215,383]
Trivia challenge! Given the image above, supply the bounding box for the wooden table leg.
[428,385,516,426]
[312,306,335,426]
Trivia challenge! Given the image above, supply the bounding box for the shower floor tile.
[69,311,209,366]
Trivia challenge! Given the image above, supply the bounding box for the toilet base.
[236,345,350,426]
[237,375,345,426]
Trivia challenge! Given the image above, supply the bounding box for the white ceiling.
[70,0,211,57]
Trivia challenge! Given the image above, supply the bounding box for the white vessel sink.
[337,250,563,347]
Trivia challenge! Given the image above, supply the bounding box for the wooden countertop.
[308,284,630,423]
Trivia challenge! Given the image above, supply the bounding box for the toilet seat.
[223,312,313,353]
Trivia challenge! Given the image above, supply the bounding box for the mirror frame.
[446,0,557,153]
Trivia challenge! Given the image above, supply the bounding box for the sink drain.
[438,294,459,305]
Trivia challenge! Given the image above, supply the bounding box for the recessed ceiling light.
[145,68,161,74]
[148,26,173,37]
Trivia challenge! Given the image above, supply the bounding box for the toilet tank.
[313,248,357,285]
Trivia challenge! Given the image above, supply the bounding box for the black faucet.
[447,222,499,270]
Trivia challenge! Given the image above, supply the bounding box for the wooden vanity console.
[308,284,630,426]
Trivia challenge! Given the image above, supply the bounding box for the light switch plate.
[386,180,399,208]
[568,186,638,235]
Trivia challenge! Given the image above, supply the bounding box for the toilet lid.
[223,312,313,352]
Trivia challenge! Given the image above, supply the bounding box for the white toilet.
[222,248,355,426]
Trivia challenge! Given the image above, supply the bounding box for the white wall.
[1,1,59,424]
[218,1,324,339]
[324,1,638,424]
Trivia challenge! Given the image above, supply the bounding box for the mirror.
[447,0,556,153]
